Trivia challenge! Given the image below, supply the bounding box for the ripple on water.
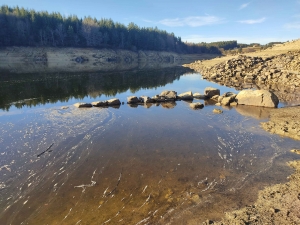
[1,102,299,225]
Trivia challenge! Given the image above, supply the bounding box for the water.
[0,67,299,225]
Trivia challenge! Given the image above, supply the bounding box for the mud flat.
[205,159,300,225]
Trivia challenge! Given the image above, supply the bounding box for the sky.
[1,0,300,44]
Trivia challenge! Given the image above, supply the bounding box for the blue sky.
[1,0,300,44]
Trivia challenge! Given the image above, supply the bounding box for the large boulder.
[236,90,279,107]
[178,91,193,100]
[107,98,121,106]
[127,96,140,104]
[74,103,92,108]
[160,90,177,100]
[204,87,220,98]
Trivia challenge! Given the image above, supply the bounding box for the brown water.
[0,69,300,225]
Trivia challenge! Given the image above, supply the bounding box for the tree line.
[0,5,221,54]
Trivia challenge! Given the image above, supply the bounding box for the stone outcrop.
[236,90,279,107]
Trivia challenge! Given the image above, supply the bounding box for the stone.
[221,96,236,106]
[140,96,154,103]
[210,95,219,101]
[107,98,121,105]
[204,87,220,98]
[160,90,177,100]
[178,91,193,100]
[92,101,108,107]
[236,90,279,107]
[152,95,165,102]
[74,103,92,108]
[193,92,208,99]
[213,108,223,114]
[127,96,139,104]
[190,102,204,109]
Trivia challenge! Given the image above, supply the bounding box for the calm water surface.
[0,68,299,225]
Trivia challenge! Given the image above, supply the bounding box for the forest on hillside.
[0,5,224,54]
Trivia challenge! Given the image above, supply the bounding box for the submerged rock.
[213,108,223,114]
[190,102,204,109]
[236,90,279,108]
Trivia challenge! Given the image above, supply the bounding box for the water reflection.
[0,67,193,111]
[1,69,300,224]
[0,104,298,225]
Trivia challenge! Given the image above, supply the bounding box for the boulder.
[160,90,177,100]
[178,91,193,100]
[236,90,279,107]
[92,101,108,107]
[140,96,155,103]
[193,92,208,99]
[218,92,237,106]
[204,87,220,98]
[74,103,93,108]
[152,95,165,102]
[127,96,140,104]
[190,102,204,109]
[210,95,220,102]
[107,98,121,106]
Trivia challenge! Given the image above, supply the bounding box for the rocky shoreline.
[185,52,300,105]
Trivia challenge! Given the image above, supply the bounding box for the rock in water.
[178,91,193,100]
[74,103,93,108]
[236,90,279,107]
[204,87,220,98]
[127,96,139,104]
[213,108,223,114]
[107,98,121,105]
[193,92,208,99]
[92,101,108,107]
[190,102,204,109]
[160,90,177,100]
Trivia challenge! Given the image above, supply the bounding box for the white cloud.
[238,17,266,24]
[284,22,300,29]
[158,16,225,27]
[239,2,250,10]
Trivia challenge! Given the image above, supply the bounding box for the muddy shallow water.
[0,68,300,225]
